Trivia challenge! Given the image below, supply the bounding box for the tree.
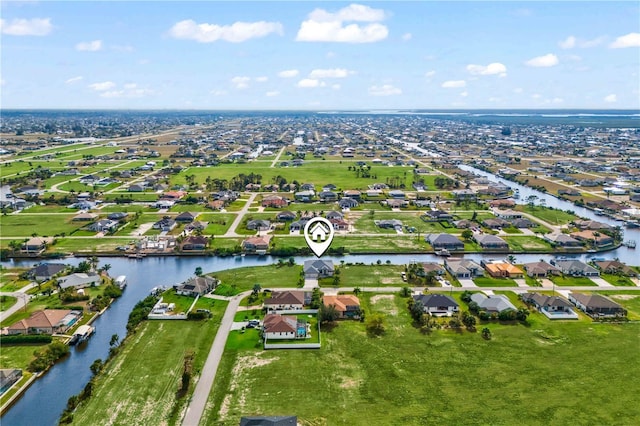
[353,287,361,296]
[481,327,492,340]
[102,263,112,276]
[516,307,530,322]
[461,229,473,241]
[194,266,203,276]
[462,311,476,329]
[399,286,412,297]
[366,313,386,336]
[319,303,340,323]
[252,283,262,296]
[410,300,425,322]
[109,334,120,348]
[90,358,103,376]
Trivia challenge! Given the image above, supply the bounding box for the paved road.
[223,193,257,237]
[181,290,249,426]
[0,283,36,322]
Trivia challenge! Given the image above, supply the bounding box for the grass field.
[319,264,405,287]
[201,293,640,425]
[504,236,554,252]
[0,214,80,237]
[473,276,518,287]
[548,275,598,286]
[515,205,580,225]
[212,264,303,295]
[600,273,636,286]
[0,295,18,311]
[70,301,227,426]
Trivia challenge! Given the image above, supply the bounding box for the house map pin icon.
[304,217,334,257]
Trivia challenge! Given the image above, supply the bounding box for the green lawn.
[319,264,405,287]
[0,295,18,311]
[504,236,554,252]
[201,293,640,425]
[473,276,518,287]
[549,275,598,286]
[600,273,636,286]
[212,264,303,295]
[71,302,227,426]
[516,205,580,225]
[0,214,80,237]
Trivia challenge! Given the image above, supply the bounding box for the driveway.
[589,277,614,287]
[458,278,477,287]
[303,279,319,289]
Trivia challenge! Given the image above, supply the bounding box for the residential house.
[294,190,315,202]
[289,219,309,232]
[264,291,306,311]
[386,199,408,208]
[241,235,271,254]
[207,200,226,211]
[343,190,361,200]
[470,293,517,313]
[262,195,289,209]
[482,261,523,278]
[423,210,453,221]
[262,314,307,339]
[303,259,334,279]
[57,272,101,289]
[475,234,509,250]
[175,276,218,296]
[161,191,186,200]
[573,220,611,231]
[107,212,128,221]
[421,262,446,276]
[520,293,578,319]
[489,199,516,208]
[7,309,79,335]
[568,293,626,318]
[329,218,349,231]
[175,212,198,223]
[185,221,208,233]
[88,219,119,233]
[28,263,67,282]
[425,234,464,251]
[326,211,344,220]
[128,183,146,192]
[544,233,583,248]
[553,260,600,277]
[72,212,98,222]
[153,217,177,232]
[318,191,338,202]
[444,258,483,278]
[246,219,271,231]
[594,260,638,277]
[21,237,50,254]
[339,198,359,209]
[180,235,209,251]
[482,218,510,229]
[570,230,614,248]
[413,294,459,317]
[494,209,522,220]
[0,369,22,392]
[376,219,403,230]
[522,261,561,278]
[276,211,296,222]
[511,218,535,228]
[388,190,405,199]
[323,295,361,319]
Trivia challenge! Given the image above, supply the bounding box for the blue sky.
[1,1,639,109]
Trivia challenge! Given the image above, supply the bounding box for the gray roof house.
[544,233,582,247]
[522,261,561,278]
[568,293,626,318]
[175,276,218,297]
[444,258,483,278]
[553,260,599,277]
[28,263,67,282]
[425,234,464,250]
[470,293,517,313]
[57,272,101,289]
[474,234,509,249]
[303,259,334,280]
[413,294,459,316]
[520,293,578,320]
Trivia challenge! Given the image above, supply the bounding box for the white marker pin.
[303,217,334,258]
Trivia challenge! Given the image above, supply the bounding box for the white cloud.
[100,87,154,99]
[0,18,52,36]
[111,44,135,52]
[466,62,507,77]
[265,91,280,97]
[210,89,227,96]
[89,81,116,91]
[231,76,251,89]
[604,94,617,103]
[609,32,640,48]
[331,84,341,90]
[513,87,523,94]
[296,4,388,43]
[525,53,559,67]
[75,40,102,52]
[402,33,412,41]
[326,51,336,58]
[531,93,542,99]
[551,97,564,104]
[0,78,5,86]
[489,97,501,102]
[559,35,576,49]
[297,78,323,88]
[255,76,269,83]
[559,35,605,49]
[442,80,466,88]
[169,19,283,43]
[278,69,299,78]
[424,70,436,78]
[368,84,402,96]
[460,91,468,97]
[308,68,352,78]
[65,76,83,84]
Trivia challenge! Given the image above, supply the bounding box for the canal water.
[2,165,639,424]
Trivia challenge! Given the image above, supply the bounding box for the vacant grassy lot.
[548,275,598,286]
[600,273,636,286]
[71,301,227,426]
[473,276,518,287]
[212,264,303,295]
[0,295,18,311]
[202,293,640,425]
[0,214,80,237]
[504,236,554,252]
[515,205,580,225]
[319,264,405,287]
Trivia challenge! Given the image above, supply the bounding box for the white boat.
[624,240,636,249]
[70,325,95,345]
[114,275,127,289]
[435,249,451,257]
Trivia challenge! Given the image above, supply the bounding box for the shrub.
[0,334,53,345]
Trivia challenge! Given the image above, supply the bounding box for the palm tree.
[102,264,112,276]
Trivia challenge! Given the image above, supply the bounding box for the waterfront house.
[553,260,599,277]
[28,263,67,282]
[7,309,79,335]
[444,258,483,278]
[474,234,509,250]
[425,234,464,251]
[175,276,218,297]
[180,235,209,251]
[241,236,271,254]
[303,259,334,279]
